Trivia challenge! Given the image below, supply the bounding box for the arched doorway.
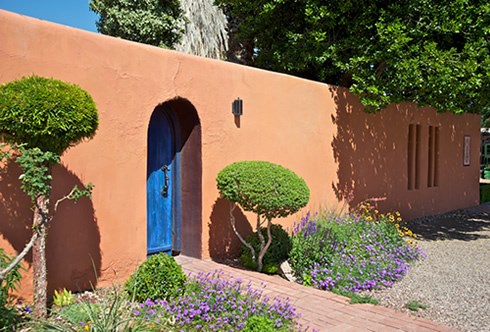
[147,98,202,257]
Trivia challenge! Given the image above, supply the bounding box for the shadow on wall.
[329,86,409,214]
[0,160,101,298]
[208,198,252,260]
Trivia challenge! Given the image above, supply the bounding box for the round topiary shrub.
[240,224,291,274]
[125,253,186,302]
[216,161,310,220]
[0,75,98,155]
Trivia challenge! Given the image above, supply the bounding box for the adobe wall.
[0,10,480,300]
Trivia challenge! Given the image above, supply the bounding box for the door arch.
[146,98,202,257]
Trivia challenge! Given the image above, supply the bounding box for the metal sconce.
[232,98,243,116]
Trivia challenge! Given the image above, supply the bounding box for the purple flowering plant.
[134,270,300,331]
[289,211,424,294]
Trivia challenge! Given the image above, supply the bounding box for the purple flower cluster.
[291,212,425,293]
[133,270,299,331]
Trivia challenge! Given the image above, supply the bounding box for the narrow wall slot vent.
[428,126,439,187]
[408,124,421,190]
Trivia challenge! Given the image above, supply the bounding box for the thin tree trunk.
[257,218,273,272]
[228,202,255,261]
[32,194,49,319]
[256,214,265,272]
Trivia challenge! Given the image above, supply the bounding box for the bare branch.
[0,231,38,282]
[53,186,77,213]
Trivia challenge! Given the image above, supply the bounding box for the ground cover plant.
[134,270,299,331]
[289,204,424,296]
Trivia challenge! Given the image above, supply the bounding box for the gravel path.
[363,203,490,332]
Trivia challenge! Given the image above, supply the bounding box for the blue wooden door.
[147,110,174,255]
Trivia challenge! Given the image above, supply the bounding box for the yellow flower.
[366,216,373,221]
[397,217,402,221]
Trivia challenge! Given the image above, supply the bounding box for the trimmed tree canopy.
[0,76,98,155]
[216,161,310,220]
[90,0,184,48]
[217,0,490,114]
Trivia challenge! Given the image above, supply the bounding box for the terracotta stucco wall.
[0,10,480,300]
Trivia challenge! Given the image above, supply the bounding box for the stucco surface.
[0,10,480,299]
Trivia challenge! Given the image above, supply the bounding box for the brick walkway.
[175,256,459,332]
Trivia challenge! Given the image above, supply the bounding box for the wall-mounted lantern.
[232,98,243,116]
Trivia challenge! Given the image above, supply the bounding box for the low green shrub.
[125,253,186,302]
[242,316,285,332]
[240,224,291,274]
[56,303,98,326]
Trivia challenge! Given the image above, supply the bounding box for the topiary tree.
[0,75,98,318]
[216,161,309,272]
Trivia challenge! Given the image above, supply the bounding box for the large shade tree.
[216,0,490,113]
[89,0,185,48]
[0,76,98,318]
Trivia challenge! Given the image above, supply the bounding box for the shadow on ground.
[409,204,490,241]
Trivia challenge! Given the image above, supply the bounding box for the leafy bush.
[240,224,291,274]
[217,161,309,272]
[0,75,98,155]
[243,316,287,332]
[289,210,424,294]
[125,253,186,302]
[134,270,299,330]
[0,249,22,331]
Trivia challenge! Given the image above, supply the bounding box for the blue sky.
[0,0,99,32]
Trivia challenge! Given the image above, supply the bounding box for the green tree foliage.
[217,0,490,113]
[90,0,185,48]
[217,161,309,272]
[0,76,98,155]
[0,76,98,318]
[217,161,310,220]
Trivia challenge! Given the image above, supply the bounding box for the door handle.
[161,165,170,197]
